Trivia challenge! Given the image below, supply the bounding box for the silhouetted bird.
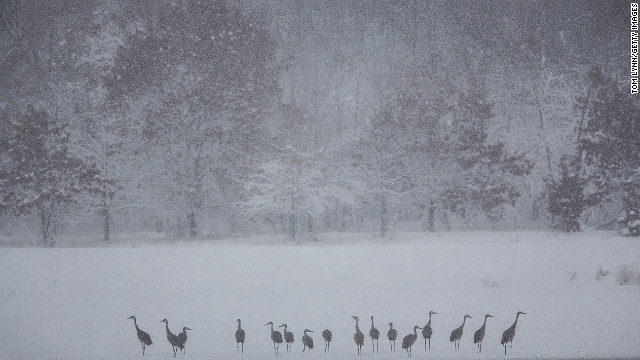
[449,315,472,351]
[302,329,314,351]
[265,321,283,356]
[236,319,245,353]
[280,323,294,352]
[401,325,422,357]
[387,322,398,351]
[127,316,152,355]
[177,326,191,354]
[501,311,526,355]
[369,316,380,352]
[161,319,181,358]
[322,329,332,352]
[352,316,365,355]
[422,311,437,350]
[473,314,493,352]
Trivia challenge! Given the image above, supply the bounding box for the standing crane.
[473,314,493,352]
[352,316,364,355]
[449,315,472,350]
[127,316,152,355]
[280,323,294,352]
[265,321,283,356]
[387,322,398,351]
[369,316,380,352]
[501,311,526,355]
[401,325,422,357]
[177,326,191,354]
[161,319,182,358]
[302,329,314,351]
[422,311,437,350]
[236,319,245,354]
[322,329,332,352]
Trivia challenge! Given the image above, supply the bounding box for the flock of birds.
[127,311,526,357]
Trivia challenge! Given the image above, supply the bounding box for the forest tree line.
[0,0,638,245]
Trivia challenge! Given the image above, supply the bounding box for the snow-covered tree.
[0,106,99,245]
[106,0,280,237]
[576,66,640,234]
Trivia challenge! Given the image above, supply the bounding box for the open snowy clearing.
[0,231,639,360]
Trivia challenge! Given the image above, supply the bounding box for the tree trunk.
[39,201,55,246]
[422,204,436,232]
[380,194,388,238]
[102,193,111,242]
[187,210,197,237]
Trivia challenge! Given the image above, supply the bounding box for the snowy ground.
[0,231,639,360]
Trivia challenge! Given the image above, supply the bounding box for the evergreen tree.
[0,106,98,245]
[546,155,594,232]
[577,66,640,235]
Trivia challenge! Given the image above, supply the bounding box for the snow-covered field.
[1,231,639,360]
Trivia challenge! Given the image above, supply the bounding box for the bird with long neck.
[265,321,283,356]
[322,329,332,352]
[501,311,526,355]
[387,322,398,351]
[161,319,181,358]
[422,311,437,350]
[127,316,152,355]
[280,323,294,352]
[401,325,422,357]
[302,329,314,351]
[449,315,472,351]
[236,319,245,353]
[369,316,379,352]
[473,314,493,352]
[177,326,191,354]
[352,316,364,355]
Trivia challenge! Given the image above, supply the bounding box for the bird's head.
[279,323,287,328]
[237,319,241,324]
[486,314,494,318]
[304,329,313,333]
[265,322,273,326]
[429,311,438,316]
[388,322,393,327]
[414,326,422,330]
[183,327,192,331]
[464,315,472,319]
[161,319,168,323]
[127,316,135,320]
[517,311,527,316]
[370,315,374,320]
[352,316,359,321]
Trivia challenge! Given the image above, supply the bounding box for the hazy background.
[0,0,637,245]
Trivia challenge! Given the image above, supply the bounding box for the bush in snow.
[616,263,640,285]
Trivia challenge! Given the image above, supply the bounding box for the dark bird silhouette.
[161,319,182,358]
[280,323,294,352]
[473,314,493,352]
[177,326,191,354]
[369,316,380,352]
[236,319,245,353]
[387,322,398,351]
[401,325,422,357]
[422,311,437,350]
[449,315,472,350]
[127,316,152,355]
[302,329,314,351]
[501,311,526,355]
[265,321,283,356]
[322,329,332,352]
[352,316,365,355]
